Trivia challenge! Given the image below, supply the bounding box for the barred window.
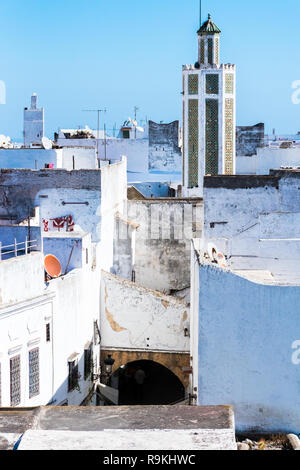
[68,360,79,392]
[29,348,40,398]
[10,355,21,406]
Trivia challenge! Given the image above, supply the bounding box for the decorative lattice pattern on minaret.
[205,99,219,175]
[208,38,213,64]
[188,75,199,95]
[200,40,205,64]
[188,99,199,187]
[225,98,234,174]
[206,74,219,94]
[215,38,219,64]
[225,74,234,94]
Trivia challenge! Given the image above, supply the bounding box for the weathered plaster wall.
[202,173,300,273]
[37,187,101,243]
[112,216,136,281]
[100,271,190,353]
[0,169,102,225]
[236,123,264,157]
[148,121,182,172]
[127,199,203,293]
[197,263,300,433]
[203,173,300,241]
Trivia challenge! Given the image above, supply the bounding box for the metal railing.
[0,238,38,261]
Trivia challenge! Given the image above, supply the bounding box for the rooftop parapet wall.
[0,169,102,225]
[203,172,300,258]
[0,252,45,306]
[204,174,280,189]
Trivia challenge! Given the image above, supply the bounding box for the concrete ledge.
[0,405,236,450]
[18,428,237,450]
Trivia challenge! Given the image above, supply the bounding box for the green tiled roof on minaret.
[197,14,221,35]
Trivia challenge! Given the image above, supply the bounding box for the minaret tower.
[182,14,236,197]
[24,93,44,148]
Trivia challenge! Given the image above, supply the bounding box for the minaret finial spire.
[199,0,202,29]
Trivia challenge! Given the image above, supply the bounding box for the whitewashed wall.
[36,188,102,243]
[236,147,300,175]
[99,159,127,272]
[0,149,61,169]
[100,271,189,353]
[0,291,54,407]
[196,262,300,433]
[0,252,44,305]
[98,139,148,173]
[127,199,203,293]
[61,147,97,170]
[49,266,101,406]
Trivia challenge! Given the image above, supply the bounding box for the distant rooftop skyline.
[0,0,299,140]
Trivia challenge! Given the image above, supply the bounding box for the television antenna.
[82,108,107,139]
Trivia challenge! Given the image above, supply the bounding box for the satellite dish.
[42,137,53,150]
[44,254,62,278]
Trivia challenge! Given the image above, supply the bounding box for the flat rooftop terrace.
[0,405,236,450]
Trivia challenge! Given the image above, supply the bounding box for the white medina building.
[0,229,100,408]
[189,170,300,433]
[0,146,98,170]
[55,121,182,184]
[0,161,128,408]
[182,14,236,197]
[24,93,44,148]
[236,143,300,175]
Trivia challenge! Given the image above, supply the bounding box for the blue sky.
[0,0,299,140]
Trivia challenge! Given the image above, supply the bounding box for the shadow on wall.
[46,343,96,407]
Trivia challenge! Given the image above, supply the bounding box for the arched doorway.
[108,360,185,406]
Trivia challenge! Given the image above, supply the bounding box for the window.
[68,360,79,392]
[10,355,21,406]
[46,323,51,342]
[29,348,40,398]
[122,130,130,139]
[84,344,93,380]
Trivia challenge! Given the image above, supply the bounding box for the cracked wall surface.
[100,271,190,355]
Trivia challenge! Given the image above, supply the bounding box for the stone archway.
[109,359,186,406]
[101,350,190,388]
